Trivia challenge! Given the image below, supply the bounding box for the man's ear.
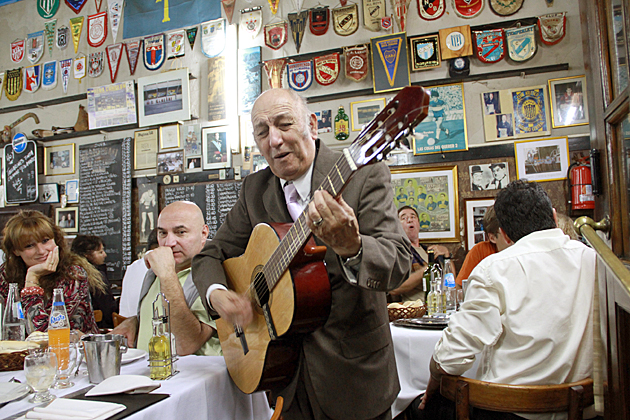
[308,113,318,139]
[552,208,558,226]
[499,227,513,245]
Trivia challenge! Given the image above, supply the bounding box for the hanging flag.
[186,27,198,49]
[268,0,280,15]
[70,16,84,53]
[538,12,566,45]
[95,0,103,12]
[42,61,57,90]
[59,58,72,93]
[11,40,25,64]
[88,11,108,47]
[65,0,87,14]
[57,26,69,50]
[201,18,226,57]
[167,30,186,59]
[27,31,45,65]
[240,7,263,39]
[505,24,537,62]
[45,20,57,57]
[288,11,308,53]
[126,39,141,75]
[222,0,236,24]
[332,4,359,36]
[107,0,123,42]
[88,51,104,77]
[5,68,23,101]
[314,53,340,86]
[489,0,523,16]
[363,0,386,32]
[144,34,165,70]
[344,44,369,82]
[310,6,329,35]
[24,65,41,93]
[264,21,288,50]
[263,58,287,89]
[390,0,411,32]
[453,0,484,18]
[381,16,392,30]
[418,0,445,20]
[106,43,123,82]
[38,0,60,18]
[74,54,86,81]
[287,60,313,92]
[474,29,505,63]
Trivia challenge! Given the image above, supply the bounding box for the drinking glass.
[456,289,465,311]
[24,352,57,403]
[50,343,78,389]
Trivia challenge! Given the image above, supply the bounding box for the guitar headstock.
[349,86,429,168]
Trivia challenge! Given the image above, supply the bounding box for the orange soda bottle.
[48,288,70,369]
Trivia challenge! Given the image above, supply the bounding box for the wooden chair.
[112,312,127,328]
[440,376,594,420]
[93,310,103,323]
[270,396,283,420]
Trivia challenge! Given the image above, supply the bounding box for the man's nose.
[162,233,177,247]
[268,126,283,148]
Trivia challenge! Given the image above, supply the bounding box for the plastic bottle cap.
[53,301,65,306]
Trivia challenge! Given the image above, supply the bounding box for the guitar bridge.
[262,303,278,340]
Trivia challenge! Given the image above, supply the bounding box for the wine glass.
[50,343,78,389]
[456,289,465,311]
[24,352,58,403]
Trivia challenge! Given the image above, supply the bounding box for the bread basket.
[0,350,29,372]
[387,301,427,322]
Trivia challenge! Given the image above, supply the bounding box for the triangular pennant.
[45,20,57,57]
[264,21,288,50]
[240,7,263,39]
[88,11,108,47]
[27,31,45,64]
[106,43,123,83]
[59,58,72,93]
[42,61,58,90]
[10,40,25,64]
[70,16,84,54]
[94,0,103,12]
[74,54,86,81]
[268,0,280,15]
[125,39,141,75]
[288,11,308,53]
[57,26,69,50]
[88,51,104,77]
[38,0,60,18]
[390,0,411,32]
[107,0,123,42]
[201,18,226,58]
[375,37,402,87]
[24,65,41,93]
[167,30,186,59]
[263,58,287,88]
[65,0,87,14]
[5,68,23,101]
[222,0,236,24]
[143,34,165,70]
[187,27,198,49]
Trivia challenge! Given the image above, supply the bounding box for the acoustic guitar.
[218,86,430,394]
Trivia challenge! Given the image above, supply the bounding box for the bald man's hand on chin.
[144,247,178,282]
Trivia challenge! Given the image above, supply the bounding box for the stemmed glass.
[50,343,78,389]
[24,352,57,403]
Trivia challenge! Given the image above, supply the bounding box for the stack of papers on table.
[21,399,126,420]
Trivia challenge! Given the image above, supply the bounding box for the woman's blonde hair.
[2,210,105,295]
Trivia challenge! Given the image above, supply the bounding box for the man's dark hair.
[397,206,418,218]
[71,235,104,257]
[494,180,556,242]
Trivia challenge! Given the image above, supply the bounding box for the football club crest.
[332,4,359,36]
[186,27,198,50]
[374,37,402,87]
[11,40,25,64]
[268,0,280,14]
[410,35,440,70]
[201,18,226,58]
[38,0,59,19]
[42,61,57,90]
[344,44,369,82]
[391,0,412,32]
[126,40,141,75]
[74,55,86,80]
[106,43,123,82]
[45,20,56,57]
[88,12,108,47]
[70,16,84,53]
[310,6,330,36]
[24,65,41,93]
[474,29,505,63]
[241,7,263,39]
[59,58,72,93]
[489,0,523,16]
[27,31,45,64]
[265,21,288,50]
[314,53,340,86]
[263,58,288,89]
[222,0,236,24]
[88,51,104,77]
[381,17,392,30]
[167,30,186,59]
[5,68,23,101]
[512,87,547,134]
[538,12,567,45]
[418,0,445,20]
[439,25,473,59]
[65,0,87,14]
[505,24,537,62]
[107,0,123,41]
[453,0,484,18]
[144,34,165,70]
[288,11,308,53]
[57,26,69,50]
[287,60,314,91]
[363,0,386,32]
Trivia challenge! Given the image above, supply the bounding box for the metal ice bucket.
[81,334,128,384]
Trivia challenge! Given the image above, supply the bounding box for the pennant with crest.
[88,51,104,77]
[126,40,141,75]
[314,53,340,86]
[11,40,25,64]
[310,6,330,36]
[474,28,505,63]
[381,16,392,30]
[38,0,59,18]
[363,0,386,32]
[201,18,226,58]
[5,68,23,101]
[88,11,108,47]
[489,0,523,16]
[410,34,440,70]
[288,11,308,53]
[391,0,411,32]
[505,24,536,62]
[106,43,123,82]
[144,33,165,70]
[27,31,45,64]
[374,36,402,87]
[65,0,87,14]
[187,27,198,49]
[538,12,566,45]
[332,4,359,36]
[222,0,236,24]
[167,30,186,59]
[263,58,288,89]
[344,44,369,82]
[268,0,280,15]
[74,54,86,81]
[107,0,123,41]
[241,7,263,39]
[59,58,72,93]
[57,26,69,50]
[70,16,84,53]
[45,20,56,57]
[418,0,445,20]
[24,65,41,93]
[265,21,288,50]
[42,61,57,90]
[453,0,484,18]
[287,60,314,92]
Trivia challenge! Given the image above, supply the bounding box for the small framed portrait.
[316,109,332,133]
[469,162,510,191]
[156,150,185,175]
[55,207,78,233]
[181,123,202,157]
[39,183,59,204]
[350,98,386,131]
[465,198,495,251]
[495,114,514,138]
[548,75,589,128]
[65,179,79,203]
[160,124,181,150]
[202,126,232,170]
[483,91,501,115]
[186,156,202,172]
[134,129,158,170]
[514,136,570,182]
[44,143,75,176]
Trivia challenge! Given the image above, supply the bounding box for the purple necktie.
[284,182,303,222]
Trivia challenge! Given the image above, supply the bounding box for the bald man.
[114,201,221,356]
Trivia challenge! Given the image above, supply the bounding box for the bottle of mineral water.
[2,283,26,341]
[442,258,457,314]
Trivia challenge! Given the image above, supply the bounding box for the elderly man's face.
[398,208,419,242]
[251,89,317,181]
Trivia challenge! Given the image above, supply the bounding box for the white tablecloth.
[0,355,272,420]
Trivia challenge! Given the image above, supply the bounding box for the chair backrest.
[440,376,594,420]
[112,312,126,328]
[93,310,103,323]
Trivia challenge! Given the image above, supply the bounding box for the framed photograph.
[65,179,79,203]
[350,98,386,131]
[44,143,75,176]
[86,81,137,129]
[548,75,589,128]
[55,207,78,233]
[483,91,501,115]
[137,182,157,243]
[251,151,268,173]
[514,136,570,182]
[186,156,202,172]
[469,162,510,191]
[409,34,441,71]
[39,183,59,204]
[316,110,332,133]
[156,150,185,175]
[160,124,180,150]
[391,165,460,242]
[137,68,191,127]
[465,198,495,251]
[371,32,410,94]
[134,129,158,170]
[181,123,202,157]
[202,126,232,170]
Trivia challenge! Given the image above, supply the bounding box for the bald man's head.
[157,201,209,271]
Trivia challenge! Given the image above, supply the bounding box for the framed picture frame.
[160,124,180,150]
[202,126,232,170]
[55,207,78,233]
[469,162,510,191]
[65,179,79,203]
[316,110,332,134]
[185,156,202,172]
[86,81,137,129]
[548,75,589,128]
[137,68,191,127]
[134,129,158,170]
[350,98,386,131]
[251,151,269,173]
[371,32,410,94]
[39,183,59,204]
[44,143,75,176]
[409,34,441,71]
[514,136,570,182]
[181,122,202,157]
[156,150,185,175]
[465,198,495,251]
[391,165,460,242]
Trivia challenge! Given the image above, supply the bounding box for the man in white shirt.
[118,229,159,318]
[414,180,595,420]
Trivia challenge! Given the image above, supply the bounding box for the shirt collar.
[280,161,315,203]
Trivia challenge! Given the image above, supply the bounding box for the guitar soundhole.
[252,267,271,308]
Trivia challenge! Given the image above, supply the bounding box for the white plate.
[0,382,30,405]
[122,348,147,364]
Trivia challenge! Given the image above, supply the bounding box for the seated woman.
[0,210,104,334]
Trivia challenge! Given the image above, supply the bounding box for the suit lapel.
[262,172,293,223]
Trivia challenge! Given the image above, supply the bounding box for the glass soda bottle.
[426,277,441,317]
[334,106,349,141]
[48,289,70,370]
[2,283,26,341]
[442,258,457,314]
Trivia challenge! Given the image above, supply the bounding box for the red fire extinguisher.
[568,159,595,210]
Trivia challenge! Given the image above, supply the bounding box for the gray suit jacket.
[192,141,410,419]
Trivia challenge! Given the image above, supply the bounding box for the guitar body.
[219,222,331,394]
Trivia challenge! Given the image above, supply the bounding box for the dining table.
[0,353,273,420]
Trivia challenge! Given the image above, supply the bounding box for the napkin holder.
[148,292,179,380]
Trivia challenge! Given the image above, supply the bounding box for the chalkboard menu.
[79,138,132,280]
[4,140,38,203]
[163,180,241,238]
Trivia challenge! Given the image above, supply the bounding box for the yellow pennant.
[70,16,84,54]
[267,0,280,15]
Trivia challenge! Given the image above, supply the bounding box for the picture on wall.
[514,136,570,182]
[371,32,410,93]
[316,110,332,133]
[65,179,79,203]
[86,81,137,129]
[465,198,495,251]
[44,143,75,176]
[350,98,386,131]
[469,162,510,191]
[549,75,589,128]
[483,91,501,115]
[56,207,78,233]
[137,182,157,243]
[238,46,262,114]
[40,183,59,204]
[137,68,190,127]
[202,127,232,170]
[134,129,158,170]
[156,150,184,175]
[181,123,202,157]
[207,56,227,125]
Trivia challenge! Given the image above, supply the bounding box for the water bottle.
[442,258,457,314]
[48,289,71,370]
[2,283,26,341]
